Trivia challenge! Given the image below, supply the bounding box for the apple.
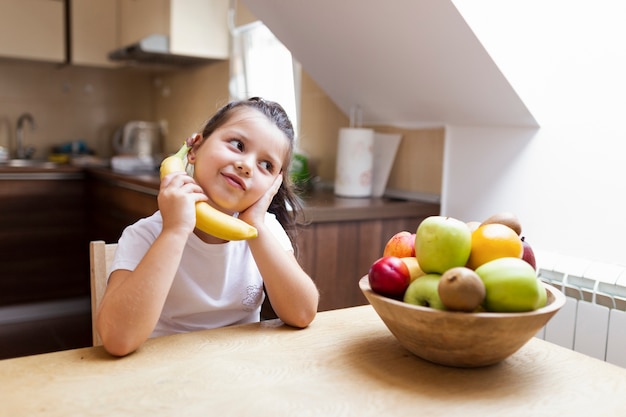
[533,274,549,309]
[474,257,543,312]
[521,236,537,270]
[400,256,426,282]
[368,256,411,298]
[415,216,472,274]
[383,231,416,258]
[403,274,446,310]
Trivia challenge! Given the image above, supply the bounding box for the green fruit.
[475,257,542,312]
[403,274,446,310]
[536,280,548,308]
[415,216,472,274]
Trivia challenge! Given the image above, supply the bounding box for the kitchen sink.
[0,159,61,169]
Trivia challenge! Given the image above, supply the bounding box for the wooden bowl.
[359,276,565,368]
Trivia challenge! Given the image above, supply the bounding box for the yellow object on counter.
[48,153,70,164]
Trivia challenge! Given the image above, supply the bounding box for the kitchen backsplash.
[0,58,442,198]
[0,59,154,159]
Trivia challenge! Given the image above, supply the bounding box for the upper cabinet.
[118,0,169,47]
[0,0,65,63]
[70,0,119,67]
[116,0,229,61]
[71,0,229,68]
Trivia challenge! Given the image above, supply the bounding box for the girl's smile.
[188,108,289,214]
[221,171,247,190]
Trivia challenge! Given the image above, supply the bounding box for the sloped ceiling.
[241,0,538,128]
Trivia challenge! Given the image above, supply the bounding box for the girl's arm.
[247,226,319,328]
[240,175,319,328]
[96,172,206,356]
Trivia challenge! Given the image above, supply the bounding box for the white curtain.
[229,20,300,137]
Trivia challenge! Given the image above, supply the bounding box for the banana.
[159,143,258,241]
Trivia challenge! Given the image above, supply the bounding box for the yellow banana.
[160,143,258,241]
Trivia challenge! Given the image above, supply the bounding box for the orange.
[466,223,523,270]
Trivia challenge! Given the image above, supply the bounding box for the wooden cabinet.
[86,172,158,243]
[119,0,229,59]
[118,0,169,47]
[70,0,119,67]
[0,170,88,306]
[2,0,228,67]
[69,0,228,67]
[0,0,65,63]
[297,216,430,312]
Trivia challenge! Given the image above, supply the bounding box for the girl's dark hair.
[199,97,305,253]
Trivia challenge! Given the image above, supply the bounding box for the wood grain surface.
[1,305,625,416]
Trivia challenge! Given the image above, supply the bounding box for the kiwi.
[437,267,486,312]
[481,212,522,235]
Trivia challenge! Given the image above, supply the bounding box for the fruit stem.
[173,142,190,160]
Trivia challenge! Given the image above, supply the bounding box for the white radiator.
[534,251,626,368]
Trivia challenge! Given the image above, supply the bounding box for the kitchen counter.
[0,163,83,179]
[85,167,440,222]
[2,305,625,416]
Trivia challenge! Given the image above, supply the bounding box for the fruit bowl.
[359,275,565,368]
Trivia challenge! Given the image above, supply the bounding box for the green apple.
[536,280,548,308]
[474,257,542,312]
[415,216,472,274]
[403,274,446,310]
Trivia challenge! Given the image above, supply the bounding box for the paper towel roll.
[334,127,374,197]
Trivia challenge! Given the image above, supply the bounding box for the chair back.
[89,240,117,346]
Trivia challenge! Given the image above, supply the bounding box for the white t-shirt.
[110,211,293,338]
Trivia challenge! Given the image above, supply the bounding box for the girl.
[96,97,319,356]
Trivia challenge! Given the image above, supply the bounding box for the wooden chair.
[89,240,117,346]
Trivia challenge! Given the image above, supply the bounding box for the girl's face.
[188,108,290,214]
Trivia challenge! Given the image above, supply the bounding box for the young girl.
[96,97,319,356]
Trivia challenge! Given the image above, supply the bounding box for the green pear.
[415,216,472,274]
[474,257,542,312]
[403,274,446,310]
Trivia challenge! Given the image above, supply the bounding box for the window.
[229,19,301,137]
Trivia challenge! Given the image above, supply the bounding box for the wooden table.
[1,305,625,416]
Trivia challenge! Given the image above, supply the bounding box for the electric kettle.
[112,121,162,157]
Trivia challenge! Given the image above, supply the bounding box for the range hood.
[108,34,219,66]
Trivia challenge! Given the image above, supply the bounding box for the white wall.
[444,1,626,265]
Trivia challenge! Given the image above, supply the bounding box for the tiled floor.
[0,311,92,360]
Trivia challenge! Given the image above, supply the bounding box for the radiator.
[534,250,626,368]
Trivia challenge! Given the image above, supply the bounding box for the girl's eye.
[259,161,273,171]
[229,139,244,151]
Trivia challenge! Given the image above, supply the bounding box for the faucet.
[16,113,36,159]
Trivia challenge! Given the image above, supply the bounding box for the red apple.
[521,236,537,270]
[383,231,416,258]
[368,256,411,298]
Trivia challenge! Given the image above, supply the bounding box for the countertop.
[85,167,441,223]
[0,164,440,222]
[1,305,625,416]
[0,163,84,179]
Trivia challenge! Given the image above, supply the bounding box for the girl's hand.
[158,171,208,235]
[238,173,283,227]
